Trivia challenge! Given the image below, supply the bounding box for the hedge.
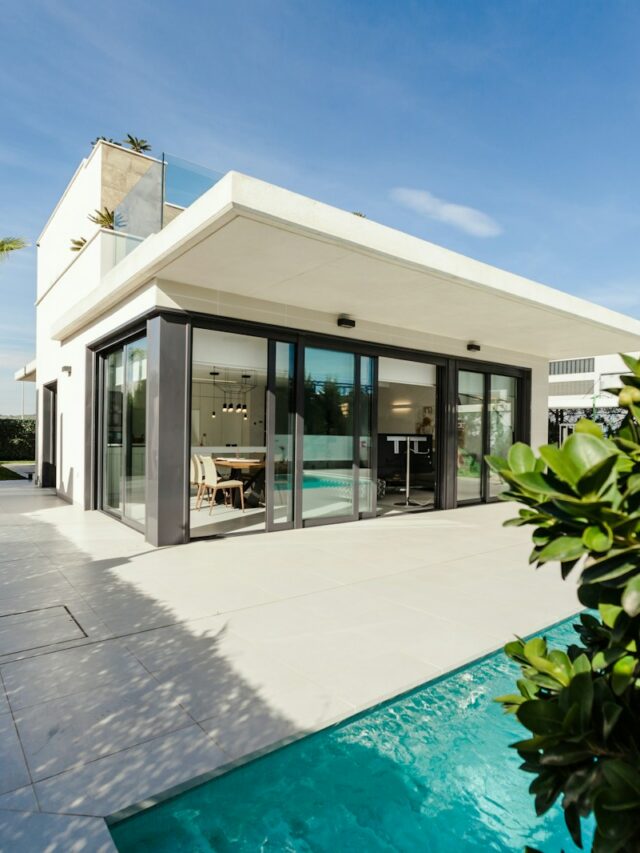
[0,418,36,461]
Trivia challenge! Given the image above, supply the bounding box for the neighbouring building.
[548,352,639,443]
[15,141,640,545]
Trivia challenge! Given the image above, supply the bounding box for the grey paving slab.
[0,809,116,852]
[0,487,584,834]
[2,639,149,711]
[0,714,30,796]
[0,785,37,812]
[34,725,228,817]
[0,607,84,656]
[15,676,194,781]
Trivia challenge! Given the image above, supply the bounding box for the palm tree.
[0,237,27,260]
[92,136,120,146]
[123,134,151,153]
[88,207,115,229]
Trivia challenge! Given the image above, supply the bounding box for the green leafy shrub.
[487,354,640,852]
[0,418,35,461]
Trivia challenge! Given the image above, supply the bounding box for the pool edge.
[106,608,583,828]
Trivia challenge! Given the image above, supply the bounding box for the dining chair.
[197,455,245,513]
[190,455,204,505]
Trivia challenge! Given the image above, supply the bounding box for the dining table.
[214,457,266,508]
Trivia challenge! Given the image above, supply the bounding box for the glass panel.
[102,349,124,513]
[376,357,437,514]
[114,160,163,238]
[190,329,268,537]
[489,374,517,497]
[272,342,296,526]
[123,339,147,524]
[359,357,375,514]
[163,153,222,209]
[302,348,355,521]
[457,371,484,502]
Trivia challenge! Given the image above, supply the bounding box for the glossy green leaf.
[574,418,604,438]
[538,444,582,486]
[621,575,640,617]
[517,699,564,734]
[602,760,640,798]
[603,702,622,740]
[508,442,537,474]
[577,454,618,496]
[583,525,613,553]
[598,603,623,628]
[536,536,585,564]
[563,433,616,479]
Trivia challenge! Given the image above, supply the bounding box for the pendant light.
[209,369,219,419]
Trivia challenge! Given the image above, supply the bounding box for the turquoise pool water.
[110,617,593,852]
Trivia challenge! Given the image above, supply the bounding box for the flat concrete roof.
[52,172,640,358]
[14,359,36,383]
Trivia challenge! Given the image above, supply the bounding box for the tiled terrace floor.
[0,481,580,851]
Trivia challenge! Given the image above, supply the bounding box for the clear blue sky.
[2,0,640,414]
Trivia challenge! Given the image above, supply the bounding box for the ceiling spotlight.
[467,342,481,352]
[337,315,356,329]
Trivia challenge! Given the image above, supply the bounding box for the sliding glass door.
[456,369,518,504]
[488,374,517,498]
[100,336,147,528]
[302,347,357,524]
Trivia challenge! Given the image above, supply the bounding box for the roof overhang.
[51,172,640,358]
[14,359,36,383]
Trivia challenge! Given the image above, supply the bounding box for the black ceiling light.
[467,342,481,352]
[209,370,219,418]
[337,315,356,329]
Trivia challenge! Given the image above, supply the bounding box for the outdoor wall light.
[337,315,356,329]
[61,365,72,376]
[466,342,481,352]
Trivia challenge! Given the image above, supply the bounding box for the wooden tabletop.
[215,458,265,469]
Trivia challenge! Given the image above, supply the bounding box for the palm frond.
[92,136,120,146]
[123,134,151,153]
[0,237,27,260]
[88,208,115,229]
[70,237,87,252]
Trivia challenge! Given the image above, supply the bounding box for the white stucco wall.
[37,149,103,300]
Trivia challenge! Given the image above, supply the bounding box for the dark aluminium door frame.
[41,381,58,488]
[453,358,532,506]
[87,308,531,545]
[91,323,148,535]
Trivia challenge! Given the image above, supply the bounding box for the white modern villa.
[17,141,640,546]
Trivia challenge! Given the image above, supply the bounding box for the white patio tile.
[0,809,116,852]
[0,785,38,812]
[2,639,149,711]
[0,487,588,835]
[14,676,194,781]
[0,607,85,657]
[34,725,228,817]
[0,714,31,796]
[122,615,230,673]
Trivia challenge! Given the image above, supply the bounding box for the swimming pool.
[110,616,593,851]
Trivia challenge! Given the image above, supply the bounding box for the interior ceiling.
[160,216,640,359]
[192,362,266,382]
